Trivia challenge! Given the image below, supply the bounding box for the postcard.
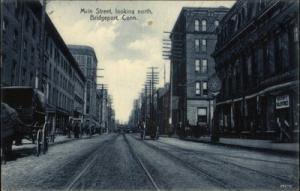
[1,0,299,190]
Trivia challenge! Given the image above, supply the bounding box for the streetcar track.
[130,135,233,190]
[157,139,298,166]
[153,138,297,185]
[123,134,160,191]
[64,134,119,191]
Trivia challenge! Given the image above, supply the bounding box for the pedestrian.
[67,119,73,138]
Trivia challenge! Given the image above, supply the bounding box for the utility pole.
[97,83,107,133]
[146,67,159,130]
[162,31,184,136]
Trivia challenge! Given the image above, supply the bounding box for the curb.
[160,135,299,156]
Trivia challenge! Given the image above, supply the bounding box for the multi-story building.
[157,84,170,135]
[2,0,41,88]
[73,65,86,122]
[1,0,86,133]
[68,45,99,132]
[213,0,299,141]
[170,7,228,134]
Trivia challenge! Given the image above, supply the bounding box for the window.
[201,59,208,73]
[264,40,275,76]
[201,39,207,52]
[290,25,299,68]
[11,60,17,85]
[195,82,201,95]
[201,20,207,31]
[3,19,7,32]
[31,46,35,60]
[259,0,266,11]
[214,20,219,27]
[294,26,299,42]
[195,19,200,31]
[247,56,252,76]
[195,59,200,72]
[197,108,207,123]
[275,33,289,72]
[202,81,208,95]
[195,39,200,52]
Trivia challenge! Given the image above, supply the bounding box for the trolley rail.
[124,134,160,191]
[131,135,231,190]
[154,139,297,185]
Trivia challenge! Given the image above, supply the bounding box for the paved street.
[2,133,298,191]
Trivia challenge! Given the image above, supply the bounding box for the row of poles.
[142,67,159,129]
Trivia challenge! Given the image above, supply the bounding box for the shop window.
[195,39,200,52]
[197,108,207,123]
[201,20,207,32]
[195,19,200,31]
[195,82,201,95]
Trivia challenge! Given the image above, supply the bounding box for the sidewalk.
[12,134,99,151]
[160,135,299,155]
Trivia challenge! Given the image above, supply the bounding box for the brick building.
[170,7,228,134]
[2,0,86,134]
[213,0,299,141]
[68,45,100,132]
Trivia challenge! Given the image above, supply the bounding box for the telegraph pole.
[162,31,184,136]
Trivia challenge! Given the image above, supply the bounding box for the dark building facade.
[213,0,299,141]
[1,0,86,133]
[170,7,229,134]
[157,84,171,135]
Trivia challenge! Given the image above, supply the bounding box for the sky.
[47,1,235,123]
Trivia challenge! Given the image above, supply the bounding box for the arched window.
[201,20,207,31]
[195,19,200,31]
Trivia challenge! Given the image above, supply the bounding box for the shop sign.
[276,95,289,109]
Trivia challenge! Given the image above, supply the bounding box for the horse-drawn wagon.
[1,87,50,161]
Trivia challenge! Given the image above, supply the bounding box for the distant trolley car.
[1,87,50,161]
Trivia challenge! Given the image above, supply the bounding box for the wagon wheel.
[36,129,42,156]
[41,122,49,154]
[31,122,38,144]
